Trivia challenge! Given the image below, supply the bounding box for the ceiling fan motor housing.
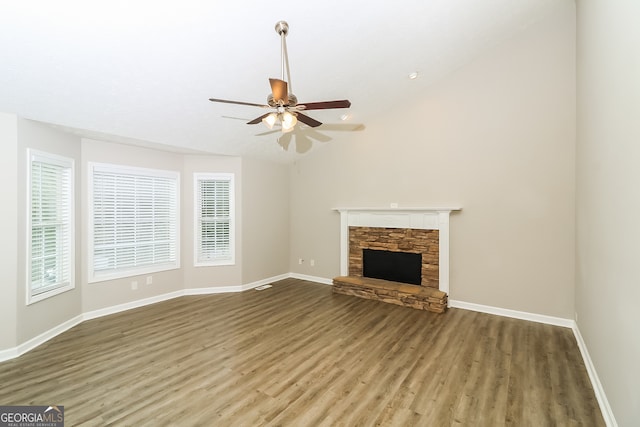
[209,20,351,132]
[267,93,297,107]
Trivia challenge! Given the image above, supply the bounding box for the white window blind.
[28,150,74,303]
[195,173,234,265]
[90,163,179,281]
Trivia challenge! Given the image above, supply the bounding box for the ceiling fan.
[209,21,351,133]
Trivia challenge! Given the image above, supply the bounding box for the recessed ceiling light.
[340,113,351,121]
[408,72,419,80]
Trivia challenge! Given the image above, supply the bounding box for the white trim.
[438,299,614,425]
[16,314,83,354]
[0,290,572,364]
[87,162,181,283]
[334,207,460,299]
[572,324,618,427]
[0,273,295,361]
[193,172,235,267]
[26,148,76,305]
[0,347,18,362]
[289,273,333,285]
[244,274,291,290]
[0,272,616,427]
[0,275,621,426]
[334,207,462,212]
[28,284,75,305]
[82,291,185,321]
[184,286,242,295]
[449,299,574,328]
[184,274,293,295]
[0,314,83,363]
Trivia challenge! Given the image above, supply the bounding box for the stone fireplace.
[332,207,460,313]
[350,227,439,288]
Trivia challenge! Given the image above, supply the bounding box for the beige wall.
[182,154,243,288]
[0,113,18,350]
[576,1,640,425]
[1,124,288,349]
[16,119,83,343]
[80,139,186,312]
[289,2,576,318]
[3,7,637,423]
[241,157,290,284]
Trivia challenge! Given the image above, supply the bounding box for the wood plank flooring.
[0,279,604,426]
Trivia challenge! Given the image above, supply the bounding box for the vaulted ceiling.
[0,0,564,162]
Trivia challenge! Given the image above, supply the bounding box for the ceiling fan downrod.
[208,19,352,135]
[275,20,293,96]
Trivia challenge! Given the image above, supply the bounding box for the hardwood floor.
[0,279,604,426]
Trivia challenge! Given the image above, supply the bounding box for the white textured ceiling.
[0,0,564,162]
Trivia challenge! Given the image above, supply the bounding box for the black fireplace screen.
[362,249,422,285]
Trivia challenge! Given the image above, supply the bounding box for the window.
[27,149,74,304]
[194,173,234,266]
[89,163,180,282]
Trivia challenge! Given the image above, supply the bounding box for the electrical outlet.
[298,258,304,265]
[131,280,138,290]
[146,276,153,285]
[310,259,315,267]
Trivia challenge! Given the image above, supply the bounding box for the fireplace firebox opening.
[362,249,422,286]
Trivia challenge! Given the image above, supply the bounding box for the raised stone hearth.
[332,276,448,313]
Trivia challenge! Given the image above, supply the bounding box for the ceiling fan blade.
[296,113,322,128]
[247,113,271,125]
[269,78,289,104]
[209,98,269,108]
[298,100,351,110]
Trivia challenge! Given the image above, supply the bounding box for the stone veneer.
[332,276,448,313]
[348,226,440,288]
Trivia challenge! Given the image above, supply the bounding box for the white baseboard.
[288,273,333,285]
[1,273,297,361]
[0,274,619,427]
[83,290,185,321]
[184,286,241,295]
[184,274,293,295]
[449,299,574,328]
[243,273,291,290]
[0,314,84,363]
[572,324,618,427]
[449,299,615,426]
[0,347,18,362]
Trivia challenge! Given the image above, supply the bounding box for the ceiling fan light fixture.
[262,112,278,129]
[209,21,352,145]
[281,123,295,133]
[281,111,297,133]
[282,111,297,127]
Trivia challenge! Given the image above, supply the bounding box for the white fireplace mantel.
[334,207,461,297]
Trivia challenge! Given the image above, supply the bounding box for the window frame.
[193,172,235,267]
[88,162,180,283]
[26,149,75,305]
